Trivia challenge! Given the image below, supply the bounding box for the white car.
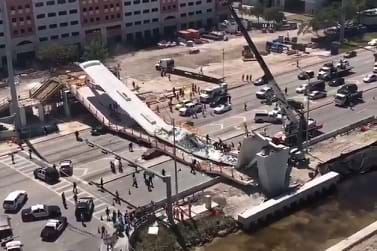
[256,87,273,99]
[296,83,308,94]
[213,103,232,114]
[363,74,377,83]
[5,241,23,251]
[175,99,192,110]
[368,39,377,46]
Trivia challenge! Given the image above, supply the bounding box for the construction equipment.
[227,2,312,161]
[334,83,363,107]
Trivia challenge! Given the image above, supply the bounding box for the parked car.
[363,74,377,83]
[59,160,73,177]
[3,190,28,212]
[21,204,61,222]
[344,50,357,58]
[253,76,267,86]
[256,87,273,99]
[329,77,345,87]
[91,125,107,136]
[209,95,229,108]
[40,217,67,241]
[287,99,304,110]
[75,197,94,222]
[175,99,192,110]
[179,102,202,116]
[297,70,314,80]
[33,166,59,184]
[254,110,283,124]
[308,90,327,100]
[213,103,232,114]
[141,148,163,160]
[5,240,23,251]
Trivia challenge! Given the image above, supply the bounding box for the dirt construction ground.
[110,29,322,96]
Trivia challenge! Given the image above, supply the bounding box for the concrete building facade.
[0,0,228,67]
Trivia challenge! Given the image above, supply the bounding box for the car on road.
[141,148,163,160]
[3,190,28,212]
[344,50,357,58]
[368,38,377,46]
[209,95,229,108]
[363,74,377,83]
[328,77,345,87]
[296,83,308,94]
[213,103,232,114]
[256,86,273,99]
[179,102,202,116]
[33,166,59,184]
[254,110,283,124]
[75,197,94,222]
[0,215,13,247]
[5,240,23,251]
[253,76,267,86]
[59,160,73,177]
[175,99,192,110]
[287,99,304,110]
[40,217,67,241]
[21,204,61,222]
[373,63,377,73]
[297,70,314,80]
[308,90,327,100]
[91,125,107,136]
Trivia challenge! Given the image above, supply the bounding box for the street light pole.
[172,119,178,195]
[1,0,21,131]
[222,48,225,78]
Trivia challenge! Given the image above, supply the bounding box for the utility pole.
[339,0,346,44]
[1,0,21,131]
[172,119,178,195]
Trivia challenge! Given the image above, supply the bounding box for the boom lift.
[228,3,309,161]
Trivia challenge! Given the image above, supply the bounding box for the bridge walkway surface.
[65,61,254,186]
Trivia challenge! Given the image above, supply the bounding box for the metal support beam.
[0,0,21,131]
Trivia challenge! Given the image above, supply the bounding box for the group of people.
[101,207,136,238]
[242,74,253,82]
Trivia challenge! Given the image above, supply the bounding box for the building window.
[69,9,78,14]
[180,13,186,17]
[70,20,79,25]
[196,1,201,4]
[71,32,79,36]
[134,11,140,15]
[51,35,59,40]
[0,32,3,37]
[126,22,132,27]
[206,8,212,12]
[36,14,45,19]
[188,2,193,6]
[196,10,202,14]
[142,0,149,2]
[38,25,46,30]
[49,24,58,29]
[180,3,186,7]
[144,20,150,24]
[46,1,55,6]
[124,1,131,5]
[61,33,69,38]
[60,22,68,27]
[58,10,67,15]
[206,0,212,2]
[47,12,56,17]
[39,37,48,42]
[152,8,158,12]
[35,2,44,7]
[135,21,141,25]
[188,12,194,16]
[133,0,140,4]
[57,0,66,3]
[152,18,159,22]
[143,9,149,13]
[125,12,132,16]
[68,0,76,2]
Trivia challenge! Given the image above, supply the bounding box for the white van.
[3,191,28,212]
[254,110,283,124]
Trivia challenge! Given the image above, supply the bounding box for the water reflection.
[203,171,377,251]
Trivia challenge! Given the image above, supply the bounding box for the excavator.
[227,2,319,163]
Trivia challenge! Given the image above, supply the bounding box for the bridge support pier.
[63,90,71,118]
[37,103,45,122]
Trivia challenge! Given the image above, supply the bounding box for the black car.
[253,76,267,86]
[33,166,59,184]
[297,70,315,80]
[209,95,230,108]
[91,125,107,136]
[344,50,357,58]
[21,204,61,222]
[40,217,67,241]
[287,99,304,110]
[75,197,94,222]
[141,148,163,160]
[329,77,345,87]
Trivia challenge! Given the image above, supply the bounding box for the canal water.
[203,171,377,251]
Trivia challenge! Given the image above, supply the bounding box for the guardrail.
[305,115,377,147]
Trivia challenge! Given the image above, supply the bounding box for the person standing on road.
[115,190,120,205]
[73,181,78,194]
[244,103,247,111]
[61,192,67,209]
[129,142,133,152]
[74,131,79,141]
[132,173,138,188]
[161,168,166,176]
[101,225,106,239]
[105,207,110,221]
[28,149,32,159]
[284,87,288,95]
[100,177,104,190]
[73,192,78,204]
[10,153,15,164]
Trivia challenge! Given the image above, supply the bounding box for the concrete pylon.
[63,90,71,118]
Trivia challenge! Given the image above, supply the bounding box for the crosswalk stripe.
[50,180,70,189]
[55,183,72,193]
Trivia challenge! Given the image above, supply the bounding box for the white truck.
[199,83,228,103]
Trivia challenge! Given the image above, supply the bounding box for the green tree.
[36,43,78,66]
[263,7,285,23]
[81,39,109,61]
